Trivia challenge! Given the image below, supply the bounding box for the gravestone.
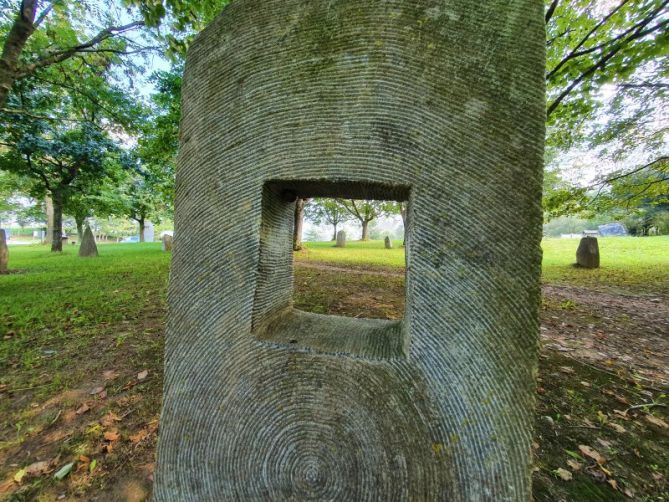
[576,236,600,268]
[142,222,155,243]
[162,234,173,252]
[0,229,8,274]
[384,236,393,249]
[335,230,346,248]
[156,1,545,500]
[78,225,98,257]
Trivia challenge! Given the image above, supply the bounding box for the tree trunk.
[0,1,37,108]
[361,220,369,241]
[332,223,338,241]
[139,218,145,243]
[45,195,54,244]
[75,216,85,242]
[51,191,63,252]
[400,202,407,247]
[293,198,305,251]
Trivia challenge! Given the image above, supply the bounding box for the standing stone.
[162,234,173,252]
[78,225,98,257]
[384,236,393,249]
[143,222,155,243]
[335,230,346,248]
[156,1,545,500]
[576,236,600,268]
[0,230,8,274]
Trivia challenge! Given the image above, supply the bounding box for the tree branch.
[545,0,560,24]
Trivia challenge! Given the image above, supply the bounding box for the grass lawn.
[299,236,669,295]
[1,239,668,500]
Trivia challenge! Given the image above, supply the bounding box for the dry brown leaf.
[137,370,148,381]
[89,386,104,395]
[25,461,50,476]
[103,431,119,442]
[609,423,626,433]
[623,488,635,498]
[596,438,613,449]
[78,455,90,463]
[129,431,146,444]
[645,414,669,431]
[97,390,107,399]
[101,412,121,428]
[566,459,582,471]
[578,445,605,464]
[103,370,118,380]
[75,403,90,415]
[556,468,572,481]
[608,479,618,490]
[559,366,575,374]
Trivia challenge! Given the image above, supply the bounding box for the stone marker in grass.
[78,225,98,257]
[576,236,600,268]
[335,230,346,248]
[0,229,7,273]
[384,236,392,249]
[156,0,545,500]
[162,234,173,252]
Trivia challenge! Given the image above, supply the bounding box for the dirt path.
[296,261,669,388]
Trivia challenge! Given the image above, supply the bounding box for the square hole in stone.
[252,180,410,360]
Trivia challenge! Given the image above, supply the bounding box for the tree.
[120,169,167,242]
[337,199,393,241]
[292,197,308,251]
[304,198,351,241]
[0,123,123,250]
[0,1,154,109]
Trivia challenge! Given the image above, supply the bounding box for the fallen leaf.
[89,386,104,395]
[556,468,572,481]
[652,472,664,481]
[608,479,618,490]
[53,462,74,480]
[623,487,635,498]
[97,390,107,399]
[137,370,148,381]
[103,431,120,442]
[103,370,118,380]
[13,468,26,484]
[609,423,626,433]
[129,431,146,444]
[596,438,613,449]
[566,459,582,471]
[101,412,121,427]
[578,445,605,464]
[25,461,50,476]
[78,455,90,463]
[75,403,90,415]
[89,459,97,473]
[645,414,669,432]
[559,366,575,374]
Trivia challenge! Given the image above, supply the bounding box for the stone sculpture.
[384,236,393,249]
[576,236,600,268]
[156,0,545,499]
[78,225,98,257]
[162,234,173,252]
[335,230,346,248]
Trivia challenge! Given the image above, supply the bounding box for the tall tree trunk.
[0,1,37,107]
[400,202,407,247]
[45,195,54,244]
[332,223,338,241]
[361,220,369,241]
[51,191,63,252]
[293,198,305,251]
[138,218,145,243]
[75,215,85,242]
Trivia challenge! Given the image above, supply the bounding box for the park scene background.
[0,0,668,500]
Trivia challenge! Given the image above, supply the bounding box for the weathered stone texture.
[162,234,173,252]
[78,225,98,257]
[156,0,545,500]
[384,236,393,249]
[0,229,8,273]
[576,236,600,268]
[335,229,346,248]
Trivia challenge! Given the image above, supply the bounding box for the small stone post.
[78,225,98,257]
[0,229,8,273]
[162,234,173,252]
[576,236,599,268]
[384,236,393,249]
[335,230,346,248]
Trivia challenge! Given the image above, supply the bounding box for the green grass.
[297,236,669,294]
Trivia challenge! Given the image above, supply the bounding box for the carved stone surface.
[576,236,600,269]
[335,230,346,248]
[0,229,8,273]
[384,236,393,249]
[156,0,545,500]
[78,225,98,257]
